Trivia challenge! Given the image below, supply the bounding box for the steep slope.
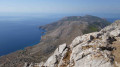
[26,20,120,67]
[0,15,110,67]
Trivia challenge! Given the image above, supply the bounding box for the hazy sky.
[0,0,120,17]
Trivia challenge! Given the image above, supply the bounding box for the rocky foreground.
[25,20,120,67]
[0,15,110,67]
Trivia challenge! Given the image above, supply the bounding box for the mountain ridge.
[25,20,120,67]
[0,15,110,67]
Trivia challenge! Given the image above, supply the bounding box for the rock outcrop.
[0,15,110,67]
[24,20,120,67]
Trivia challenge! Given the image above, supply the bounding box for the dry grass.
[60,50,72,67]
[112,39,120,67]
[82,45,97,50]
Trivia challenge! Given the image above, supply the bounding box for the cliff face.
[0,15,110,67]
[25,20,120,67]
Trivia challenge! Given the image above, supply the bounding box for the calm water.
[107,18,120,22]
[0,17,58,56]
[0,17,118,56]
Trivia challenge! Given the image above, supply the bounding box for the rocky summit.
[0,15,110,67]
[24,20,120,67]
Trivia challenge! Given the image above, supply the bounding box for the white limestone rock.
[110,28,120,37]
[58,43,67,53]
[44,43,67,67]
[24,20,120,67]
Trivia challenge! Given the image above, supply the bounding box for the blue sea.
[107,18,120,22]
[0,16,119,56]
[0,17,58,56]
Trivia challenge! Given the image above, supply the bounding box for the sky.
[0,0,120,18]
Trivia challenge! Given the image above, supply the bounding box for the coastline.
[0,15,111,67]
[0,27,46,57]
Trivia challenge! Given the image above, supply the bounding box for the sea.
[0,16,58,56]
[0,16,119,56]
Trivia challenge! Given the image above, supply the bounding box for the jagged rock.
[58,43,67,53]
[24,20,120,67]
[0,15,111,67]
[44,43,67,67]
[110,28,120,37]
[38,62,44,67]
[24,63,28,67]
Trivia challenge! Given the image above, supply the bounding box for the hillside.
[0,15,110,67]
[25,20,120,67]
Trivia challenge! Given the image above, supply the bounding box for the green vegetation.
[83,24,99,34]
[89,26,98,31]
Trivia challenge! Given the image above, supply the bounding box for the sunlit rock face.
[24,21,120,67]
[0,15,111,67]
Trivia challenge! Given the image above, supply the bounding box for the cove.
[0,18,55,56]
